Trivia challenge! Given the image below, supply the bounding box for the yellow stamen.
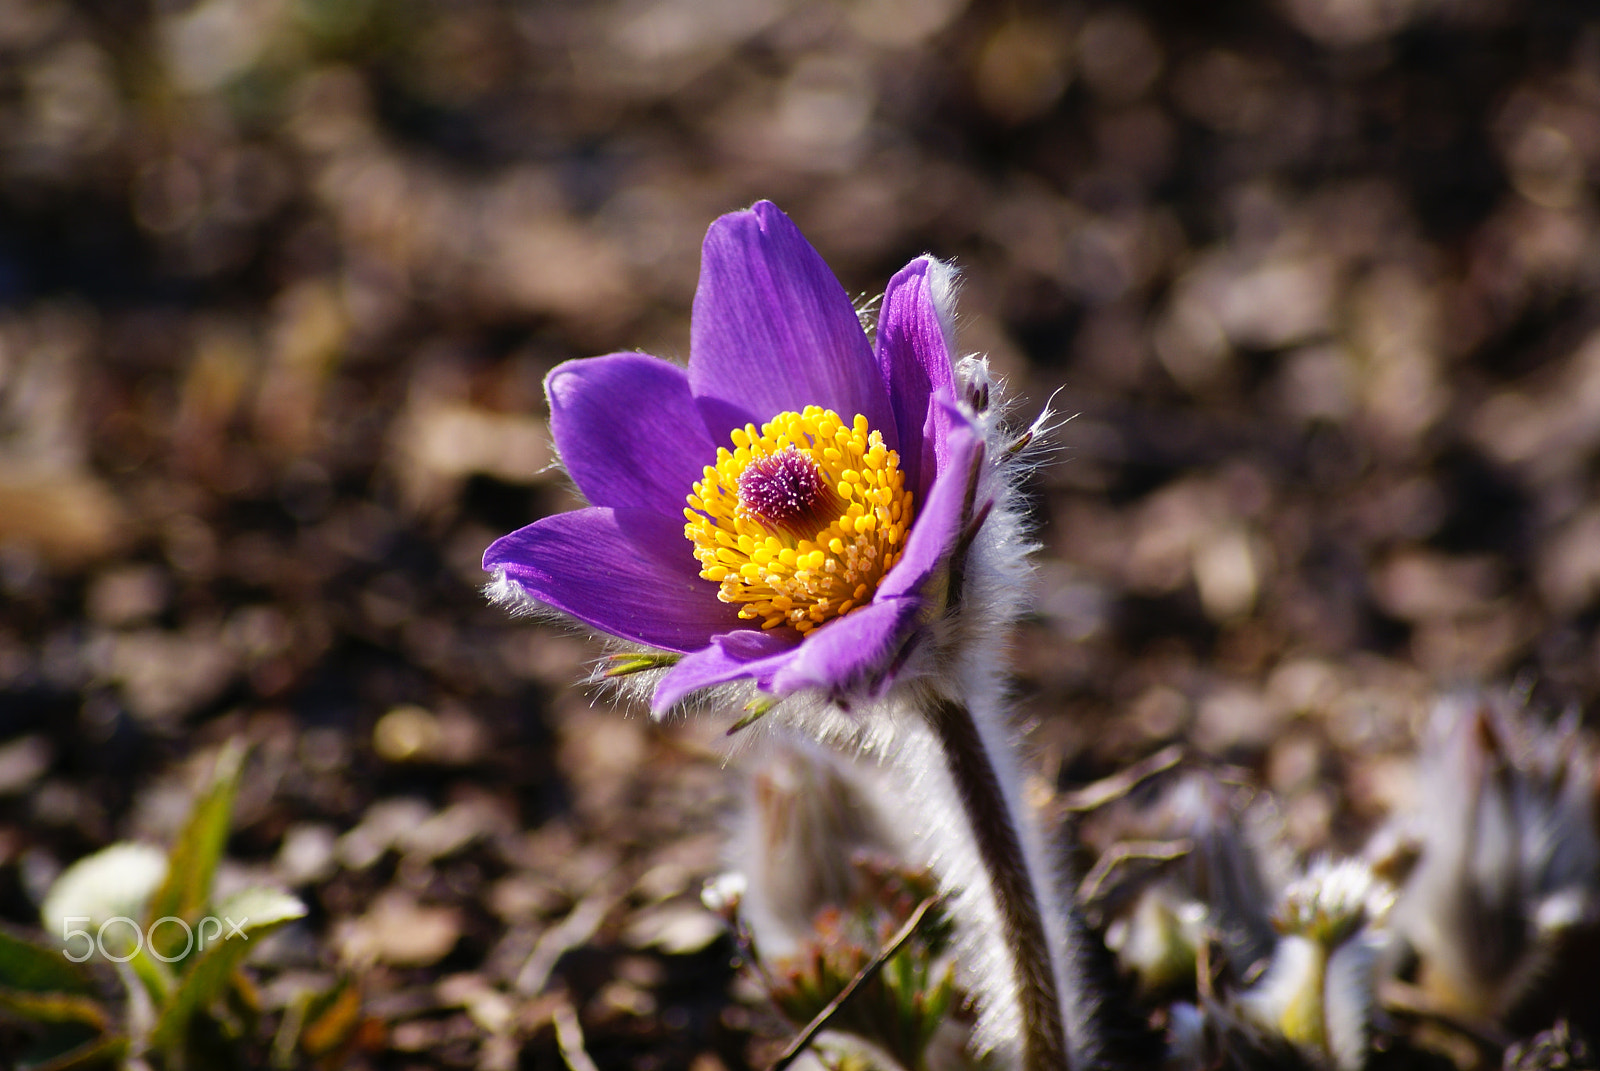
[684,406,914,633]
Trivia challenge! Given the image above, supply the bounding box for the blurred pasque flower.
[1087,767,1286,993]
[717,740,977,1071]
[484,201,990,713]
[1171,857,1394,1071]
[728,736,899,958]
[1235,857,1394,1071]
[1393,691,1600,1024]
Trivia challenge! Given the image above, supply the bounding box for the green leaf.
[0,925,95,996]
[122,946,174,1007]
[148,887,305,1056]
[146,740,247,961]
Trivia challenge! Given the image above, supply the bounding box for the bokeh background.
[4,0,1600,1066]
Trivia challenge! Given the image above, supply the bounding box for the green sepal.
[599,651,681,678]
[727,694,778,736]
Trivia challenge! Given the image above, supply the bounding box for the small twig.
[1075,838,1193,925]
[769,897,938,1071]
[517,887,620,995]
[552,997,602,1071]
[1195,931,1218,1004]
[1057,745,1185,814]
[1077,838,1194,903]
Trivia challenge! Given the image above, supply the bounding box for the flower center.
[683,407,913,633]
[736,446,841,535]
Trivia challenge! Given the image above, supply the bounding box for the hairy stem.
[925,694,1068,1071]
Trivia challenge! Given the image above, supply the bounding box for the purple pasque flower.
[483,201,987,714]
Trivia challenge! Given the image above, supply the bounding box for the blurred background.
[3,0,1600,1066]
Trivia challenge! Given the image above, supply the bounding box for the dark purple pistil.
[738,447,836,532]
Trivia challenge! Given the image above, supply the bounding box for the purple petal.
[547,353,715,514]
[878,398,982,602]
[689,202,893,444]
[876,257,959,498]
[768,595,923,696]
[650,629,801,713]
[483,507,738,651]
